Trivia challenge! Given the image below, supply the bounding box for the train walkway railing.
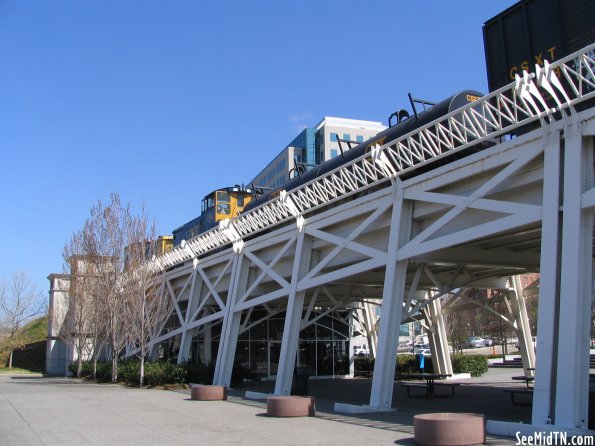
[153,43,595,272]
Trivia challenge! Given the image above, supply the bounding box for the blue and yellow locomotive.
[172,185,254,246]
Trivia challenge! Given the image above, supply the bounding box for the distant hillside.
[1,316,48,371]
[20,316,48,343]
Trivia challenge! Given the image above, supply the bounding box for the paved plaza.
[0,371,526,446]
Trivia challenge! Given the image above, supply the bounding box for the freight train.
[174,0,595,244]
[171,89,484,246]
[172,186,254,246]
[242,90,483,214]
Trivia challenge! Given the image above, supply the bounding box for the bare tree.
[85,194,127,382]
[0,272,44,368]
[124,220,173,387]
[61,230,105,378]
[81,193,154,383]
[64,193,164,383]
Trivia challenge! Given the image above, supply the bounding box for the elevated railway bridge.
[146,44,595,434]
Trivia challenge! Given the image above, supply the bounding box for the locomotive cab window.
[217,191,230,215]
[202,194,215,213]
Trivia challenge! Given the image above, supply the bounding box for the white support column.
[177,270,202,365]
[510,277,536,374]
[149,345,160,361]
[554,122,593,430]
[213,254,250,386]
[348,310,355,377]
[356,304,377,359]
[363,301,378,358]
[426,294,453,376]
[532,130,562,426]
[203,323,212,365]
[370,182,411,409]
[274,232,312,396]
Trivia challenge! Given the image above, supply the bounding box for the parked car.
[491,336,503,345]
[397,342,413,353]
[416,348,431,356]
[413,343,431,355]
[464,336,485,349]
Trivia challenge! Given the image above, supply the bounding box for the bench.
[402,382,460,398]
[503,388,533,406]
[434,382,461,397]
[512,375,534,388]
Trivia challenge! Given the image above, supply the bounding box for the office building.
[249,117,386,190]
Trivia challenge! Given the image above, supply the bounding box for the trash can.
[416,353,425,371]
[292,366,312,396]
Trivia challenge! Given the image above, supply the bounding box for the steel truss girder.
[144,115,578,357]
[144,104,594,435]
[153,44,595,272]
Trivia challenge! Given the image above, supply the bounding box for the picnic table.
[396,373,454,398]
[512,375,534,388]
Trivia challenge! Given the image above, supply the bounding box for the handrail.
[153,43,595,272]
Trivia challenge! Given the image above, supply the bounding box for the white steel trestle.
[144,44,595,434]
[153,43,595,271]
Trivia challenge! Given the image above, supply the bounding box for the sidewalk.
[0,372,519,445]
[237,367,533,422]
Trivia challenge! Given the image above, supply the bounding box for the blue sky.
[0,0,516,295]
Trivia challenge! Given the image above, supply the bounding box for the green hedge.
[396,354,434,374]
[354,354,435,377]
[354,356,374,376]
[68,360,111,381]
[451,354,488,377]
[144,361,187,386]
[70,359,187,385]
[355,354,487,378]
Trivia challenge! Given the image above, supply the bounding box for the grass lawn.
[0,367,42,374]
[1,316,48,372]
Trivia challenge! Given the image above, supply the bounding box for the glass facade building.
[165,309,351,378]
[249,117,386,190]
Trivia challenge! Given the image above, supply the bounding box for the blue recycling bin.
[416,353,425,371]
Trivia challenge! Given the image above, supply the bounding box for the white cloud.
[288,112,313,133]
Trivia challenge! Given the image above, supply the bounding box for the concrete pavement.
[0,373,519,445]
[0,375,410,445]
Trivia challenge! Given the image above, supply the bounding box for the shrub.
[118,360,140,384]
[396,354,434,374]
[68,359,186,385]
[451,354,488,377]
[354,356,374,376]
[355,354,437,377]
[68,360,111,380]
[144,361,187,386]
